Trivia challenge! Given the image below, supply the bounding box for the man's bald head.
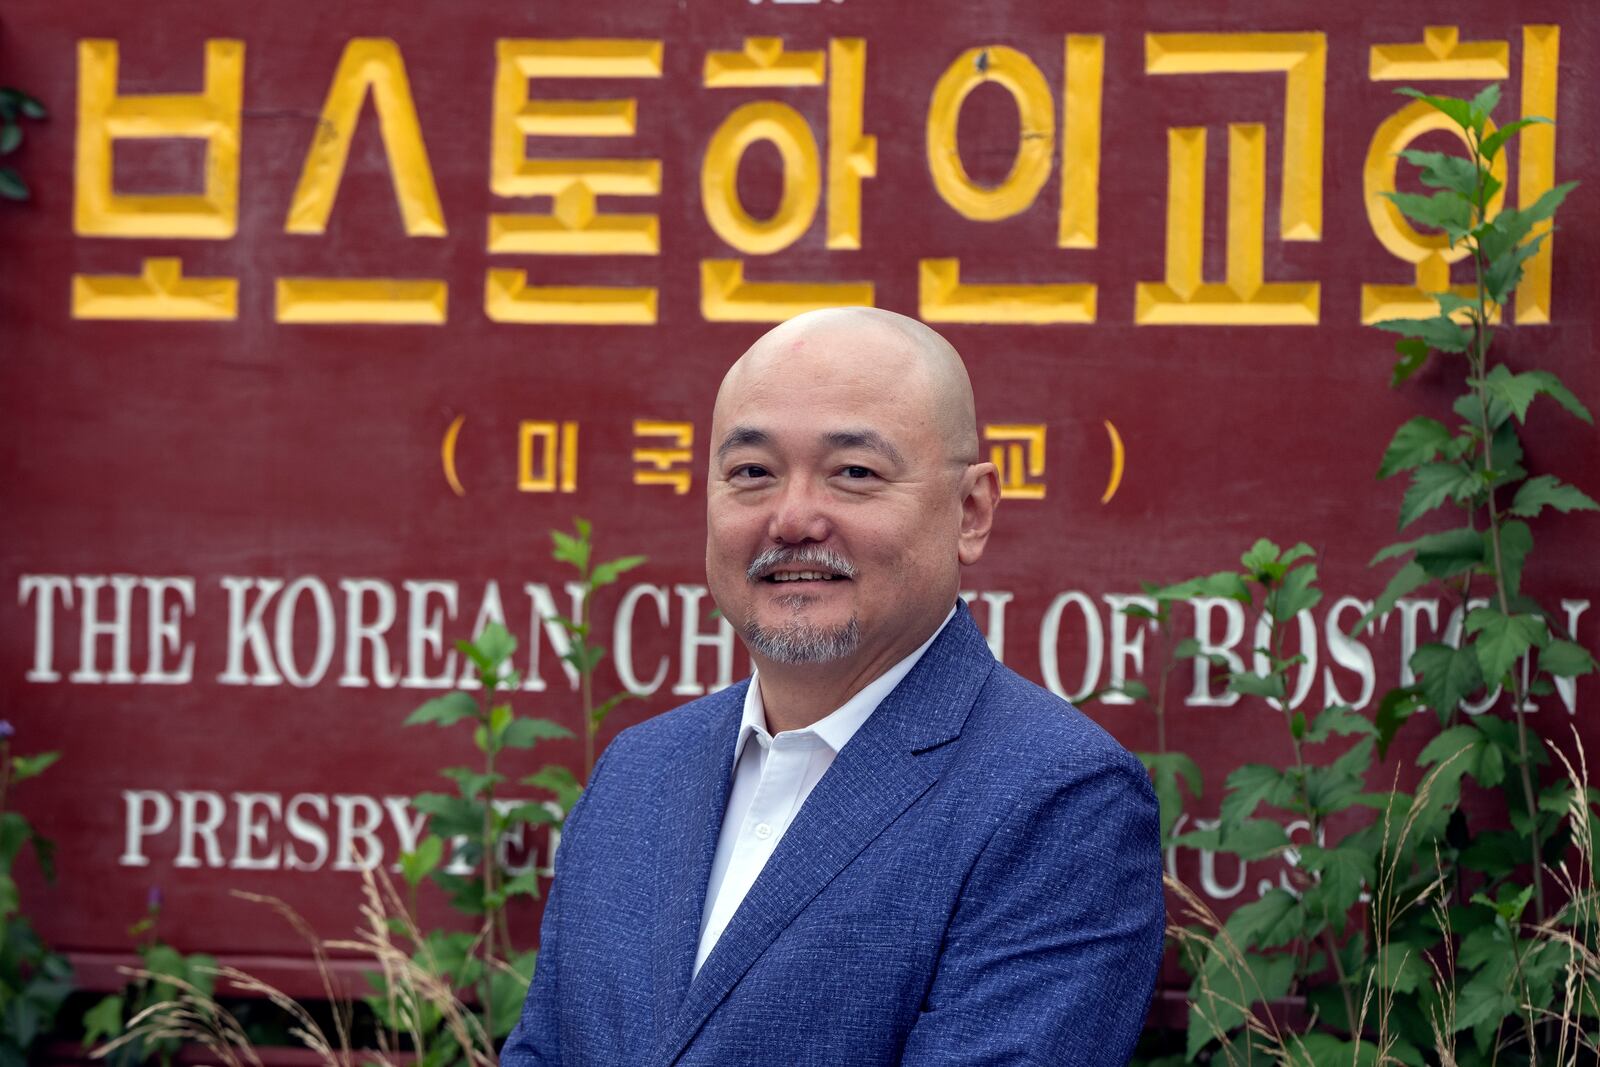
[713,307,980,466]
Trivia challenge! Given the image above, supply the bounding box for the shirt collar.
[732,604,958,770]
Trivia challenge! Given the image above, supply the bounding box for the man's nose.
[767,476,833,544]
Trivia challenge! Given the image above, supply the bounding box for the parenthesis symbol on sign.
[1101,419,1124,505]
[442,414,466,497]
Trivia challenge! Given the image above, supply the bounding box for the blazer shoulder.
[963,662,1148,785]
[601,679,748,763]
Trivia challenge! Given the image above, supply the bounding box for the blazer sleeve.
[899,751,1165,1067]
[499,742,618,1067]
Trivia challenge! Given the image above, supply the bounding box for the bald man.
[504,309,1164,1067]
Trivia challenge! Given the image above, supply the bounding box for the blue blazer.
[503,603,1164,1066]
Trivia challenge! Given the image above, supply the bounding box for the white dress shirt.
[693,607,956,976]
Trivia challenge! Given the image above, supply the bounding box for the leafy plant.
[0,87,46,202]
[377,518,644,1062]
[546,517,646,784]
[82,889,218,1067]
[1126,85,1598,1065]
[0,720,71,1066]
[386,623,570,1059]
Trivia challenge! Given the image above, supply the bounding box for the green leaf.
[475,622,518,671]
[1187,950,1296,1060]
[1374,687,1423,758]
[1467,82,1501,130]
[1299,844,1373,921]
[1224,888,1303,950]
[1371,526,1482,578]
[1410,642,1483,716]
[1381,190,1474,240]
[1141,751,1203,842]
[1482,229,1546,307]
[1391,338,1429,386]
[1302,704,1376,744]
[1284,1034,1383,1067]
[1239,538,1281,577]
[550,527,590,572]
[1154,570,1251,602]
[440,766,503,800]
[1378,417,1452,479]
[1497,519,1532,598]
[1467,607,1545,683]
[1368,561,1429,624]
[501,717,573,749]
[0,123,20,155]
[1399,462,1476,528]
[1217,818,1290,860]
[9,751,60,783]
[1509,474,1600,517]
[412,793,483,839]
[82,993,125,1047]
[1541,639,1597,679]
[590,555,647,588]
[522,764,583,813]
[1229,671,1284,700]
[1481,364,1594,425]
[1397,148,1481,197]
[1396,87,1474,131]
[1374,313,1471,354]
[399,834,444,887]
[0,167,27,200]
[488,703,513,744]
[1271,562,1321,622]
[405,691,479,728]
[1222,764,1286,831]
[1306,738,1375,814]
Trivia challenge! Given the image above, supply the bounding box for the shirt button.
[754,822,773,840]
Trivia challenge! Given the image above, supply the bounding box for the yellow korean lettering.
[633,420,695,495]
[284,38,444,237]
[1145,32,1325,242]
[485,270,657,325]
[984,425,1047,501]
[826,38,876,251]
[519,421,579,493]
[919,260,1094,325]
[926,46,1054,222]
[704,38,825,87]
[1369,25,1510,79]
[702,102,821,255]
[72,258,237,320]
[1361,27,1510,323]
[700,261,873,323]
[74,39,243,238]
[275,278,448,325]
[1059,35,1104,250]
[1135,125,1319,325]
[1515,25,1559,325]
[488,39,663,256]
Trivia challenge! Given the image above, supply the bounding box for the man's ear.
[956,462,1000,566]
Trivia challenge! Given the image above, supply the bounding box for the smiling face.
[706,308,998,694]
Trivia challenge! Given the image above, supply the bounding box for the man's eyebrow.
[825,429,905,467]
[715,425,769,459]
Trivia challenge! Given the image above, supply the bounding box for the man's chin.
[741,617,861,665]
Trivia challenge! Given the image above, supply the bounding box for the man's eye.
[841,466,875,479]
[731,464,771,480]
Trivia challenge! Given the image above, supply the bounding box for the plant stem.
[1466,136,1545,922]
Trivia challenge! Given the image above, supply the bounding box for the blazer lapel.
[649,605,997,1065]
[649,682,746,1037]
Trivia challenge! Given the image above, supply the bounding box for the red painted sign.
[2,0,1595,993]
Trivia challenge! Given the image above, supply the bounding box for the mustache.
[746,545,858,581]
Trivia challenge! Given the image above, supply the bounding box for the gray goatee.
[741,546,860,664]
